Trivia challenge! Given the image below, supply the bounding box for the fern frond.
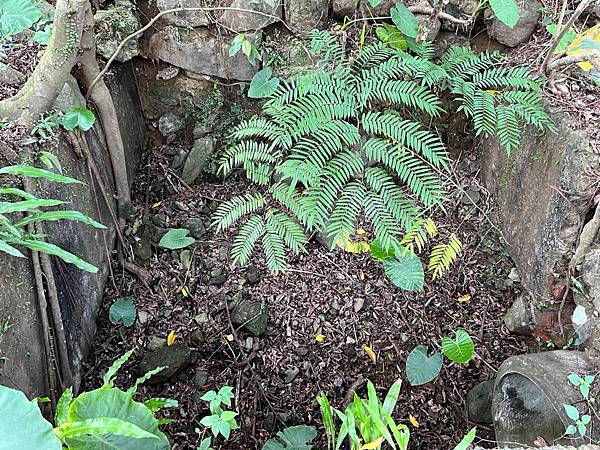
[270,182,313,227]
[496,106,521,155]
[231,215,265,265]
[325,181,366,248]
[360,79,443,117]
[362,111,448,169]
[500,91,555,131]
[310,29,346,69]
[220,141,280,176]
[265,209,307,254]
[472,90,497,137]
[428,233,462,279]
[400,218,437,254]
[473,66,542,90]
[212,193,266,232]
[262,222,287,273]
[243,161,272,185]
[352,43,397,72]
[445,50,502,79]
[364,190,404,251]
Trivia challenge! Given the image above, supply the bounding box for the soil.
[81,144,535,449]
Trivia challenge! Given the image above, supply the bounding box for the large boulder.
[480,112,597,304]
[581,249,600,313]
[94,0,141,62]
[157,0,209,27]
[219,0,282,32]
[284,0,329,33]
[485,0,541,47]
[147,27,259,80]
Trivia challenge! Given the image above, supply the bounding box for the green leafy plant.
[317,378,409,450]
[198,386,238,448]
[568,372,595,399]
[488,0,520,28]
[159,228,196,250]
[262,425,317,450]
[109,297,137,327]
[0,0,42,37]
[229,33,261,66]
[453,427,477,450]
[564,404,591,437]
[406,330,474,386]
[60,107,96,132]
[0,163,106,272]
[31,111,63,142]
[0,349,175,449]
[249,67,281,99]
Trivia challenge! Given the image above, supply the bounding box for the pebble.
[194,369,209,388]
[283,366,299,383]
[138,310,150,324]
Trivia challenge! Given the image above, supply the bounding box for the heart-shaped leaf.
[61,108,96,131]
[159,228,195,249]
[383,252,424,292]
[406,345,442,386]
[109,297,137,327]
[390,3,419,39]
[441,329,474,363]
[248,67,280,99]
[488,0,520,28]
[0,0,42,36]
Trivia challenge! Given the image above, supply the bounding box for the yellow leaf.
[151,201,162,208]
[181,286,189,297]
[364,345,377,364]
[356,228,367,237]
[409,414,420,428]
[485,89,500,95]
[335,231,370,254]
[315,334,325,343]
[458,294,471,303]
[566,24,600,72]
[225,334,234,342]
[167,331,176,346]
[360,437,384,449]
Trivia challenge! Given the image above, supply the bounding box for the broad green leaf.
[0,385,61,450]
[441,329,474,363]
[0,0,42,36]
[159,228,195,249]
[61,108,96,132]
[564,404,579,421]
[102,349,135,386]
[366,0,381,7]
[32,23,52,45]
[406,345,443,386]
[109,297,137,327]
[144,397,179,413]
[382,378,402,415]
[15,210,106,229]
[453,427,476,450]
[375,24,408,50]
[567,373,581,386]
[383,252,424,292]
[0,198,64,214]
[55,387,73,426]
[0,187,38,200]
[57,417,160,440]
[565,424,577,434]
[390,3,419,39]
[249,67,280,99]
[14,239,98,273]
[66,387,170,450]
[0,165,83,184]
[488,0,520,28]
[370,238,395,261]
[0,240,25,257]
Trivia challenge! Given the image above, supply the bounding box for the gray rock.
[94,0,141,62]
[53,76,87,113]
[480,112,597,305]
[147,336,166,352]
[209,267,227,286]
[283,366,300,383]
[132,238,153,263]
[485,0,541,47]
[139,343,191,381]
[504,294,533,335]
[460,189,481,205]
[193,122,211,138]
[416,14,441,42]
[157,0,209,27]
[194,369,209,388]
[185,218,206,239]
[138,310,150,324]
[159,112,185,136]
[0,64,25,85]
[147,28,259,81]
[581,249,600,313]
[194,312,209,325]
[285,0,329,33]
[332,0,356,19]
[245,266,261,285]
[181,137,215,183]
[172,148,188,169]
[219,0,282,32]
[466,379,495,424]
[191,329,205,346]
[231,302,269,335]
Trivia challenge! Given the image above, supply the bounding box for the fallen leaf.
[356,228,367,237]
[181,286,190,297]
[534,436,548,447]
[360,437,384,449]
[485,89,500,95]
[458,294,471,303]
[151,201,162,208]
[167,330,176,346]
[315,334,325,343]
[364,345,377,364]
[225,334,234,342]
[409,414,420,428]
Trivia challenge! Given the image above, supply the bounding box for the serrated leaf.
[0,0,42,36]
[441,329,474,363]
[61,108,96,132]
[248,67,280,99]
[159,228,195,249]
[488,0,520,28]
[109,297,137,327]
[406,345,442,386]
[390,3,419,39]
[383,252,424,292]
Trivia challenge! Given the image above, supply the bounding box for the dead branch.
[408,4,472,25]
[548,49,600,72]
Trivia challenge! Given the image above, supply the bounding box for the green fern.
[215,31,553,277]
[428,234,462,280]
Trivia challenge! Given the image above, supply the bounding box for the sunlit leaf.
[364,345,377,364]
[167,330,176,346]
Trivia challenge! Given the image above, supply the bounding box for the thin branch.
[86,6,289,97]
[409,4,471,26]
[541,0,593,75]
[548,49,600,72]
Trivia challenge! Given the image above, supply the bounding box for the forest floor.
[82,144,534,449]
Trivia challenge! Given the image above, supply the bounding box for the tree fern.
[428,234,462,279]
[215,30,553,280]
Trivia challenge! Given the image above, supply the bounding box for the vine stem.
[86,6,290,97]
